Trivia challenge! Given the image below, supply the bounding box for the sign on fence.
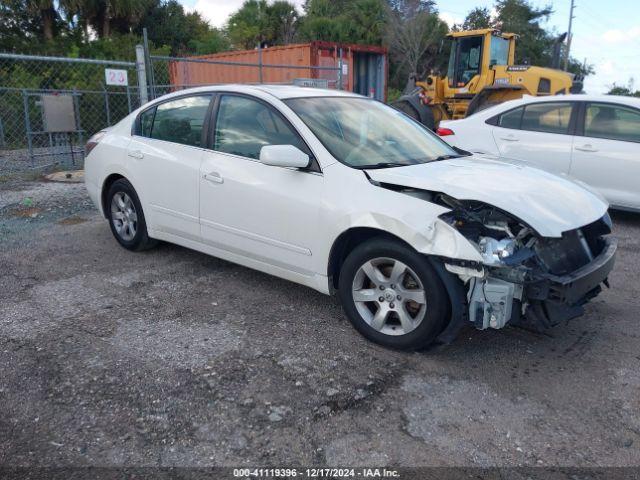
[105,68,128,86]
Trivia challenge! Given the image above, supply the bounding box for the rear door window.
[584,103,640,143]
[520,102,573,134]
[144,95,212,147]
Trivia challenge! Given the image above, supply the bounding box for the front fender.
[317,163,484,289]
[331,212,483,263]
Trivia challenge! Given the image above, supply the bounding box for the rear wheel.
[106,179,156,251]
[338,238,449,350]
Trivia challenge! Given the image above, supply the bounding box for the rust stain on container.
[169,41,388,101]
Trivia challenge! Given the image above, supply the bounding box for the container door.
[353,53,385,101]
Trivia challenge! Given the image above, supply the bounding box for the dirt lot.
[1,176,639,470]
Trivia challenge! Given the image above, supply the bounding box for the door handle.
[203,172,224,184]
[499,136,519,142]
[575,145,598,152]
[127,150,144,159]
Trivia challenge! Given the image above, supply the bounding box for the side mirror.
[259,145,310,169]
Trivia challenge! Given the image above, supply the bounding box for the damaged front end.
[436,195,617,337]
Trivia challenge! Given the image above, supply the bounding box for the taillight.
[85,130,106,156]
[436,127,454,136]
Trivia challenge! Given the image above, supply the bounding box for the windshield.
[284,97,461,169]
[490,36,509,66]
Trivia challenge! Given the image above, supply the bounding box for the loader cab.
[446,29,515,89]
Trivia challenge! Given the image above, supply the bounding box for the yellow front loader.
[393,29,582,129]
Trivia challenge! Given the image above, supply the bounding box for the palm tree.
[60,0,149,39]
[26,0,56,41]
[267,1,299,45]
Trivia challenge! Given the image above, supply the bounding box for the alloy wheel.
[110,192,138,241]
[351,257,427,336]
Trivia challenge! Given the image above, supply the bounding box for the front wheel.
[338,238,449,350]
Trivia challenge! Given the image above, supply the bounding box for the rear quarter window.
[138,108,155,137]
[496,106,524,129]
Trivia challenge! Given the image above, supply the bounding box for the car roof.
[454,93,640,122]
[495,93,640,111]
[153,84,363,101]
[517,93,640,106]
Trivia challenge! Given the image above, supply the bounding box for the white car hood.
[365,155,608,237]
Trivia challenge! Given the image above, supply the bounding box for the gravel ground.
[1,177,639,471]
[0,147,83,173]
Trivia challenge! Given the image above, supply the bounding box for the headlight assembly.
[437,197,536,268]
[478,236,517,266]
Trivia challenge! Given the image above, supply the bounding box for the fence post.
[126,86,132,112]
[102,84,111,126]
[72,88,83,164]
[142,28,155,99]
[258,43,263,84]
[337,48,344,90]
[22,89,34,166]
[136,44,149,105]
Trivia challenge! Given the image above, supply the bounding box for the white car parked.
[85,85,616,350]
[437,94,640,211]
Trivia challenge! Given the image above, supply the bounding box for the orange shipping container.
[168,41,388,101]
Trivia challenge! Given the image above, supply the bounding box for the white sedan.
[85,85,616,350]
[438,94,640,211]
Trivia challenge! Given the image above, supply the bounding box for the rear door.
[570,101,640,209]
[491,101,576,175]
[128,94,213,240]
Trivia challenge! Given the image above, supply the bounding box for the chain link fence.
[0,52,142,172]
[0,43,343,173]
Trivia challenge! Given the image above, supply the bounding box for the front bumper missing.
[433,236,617,342]
[522,237,617,327]
[526,237,617,305]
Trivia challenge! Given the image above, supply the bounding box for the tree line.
[0,0,599,93]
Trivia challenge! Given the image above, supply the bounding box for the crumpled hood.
[366,155,608,237]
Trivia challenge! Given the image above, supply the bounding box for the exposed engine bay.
[378,183,617,334]
[437,193,615,331]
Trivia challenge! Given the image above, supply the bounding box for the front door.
[570,102,640,209]
[199,94,323,275]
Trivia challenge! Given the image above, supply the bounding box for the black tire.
[105,178,157,251]
[469,101,499,115]
[393,100,420,122]
[338,238,449,350]
[392,100,436,130]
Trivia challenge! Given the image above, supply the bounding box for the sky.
[179,0,640,94]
